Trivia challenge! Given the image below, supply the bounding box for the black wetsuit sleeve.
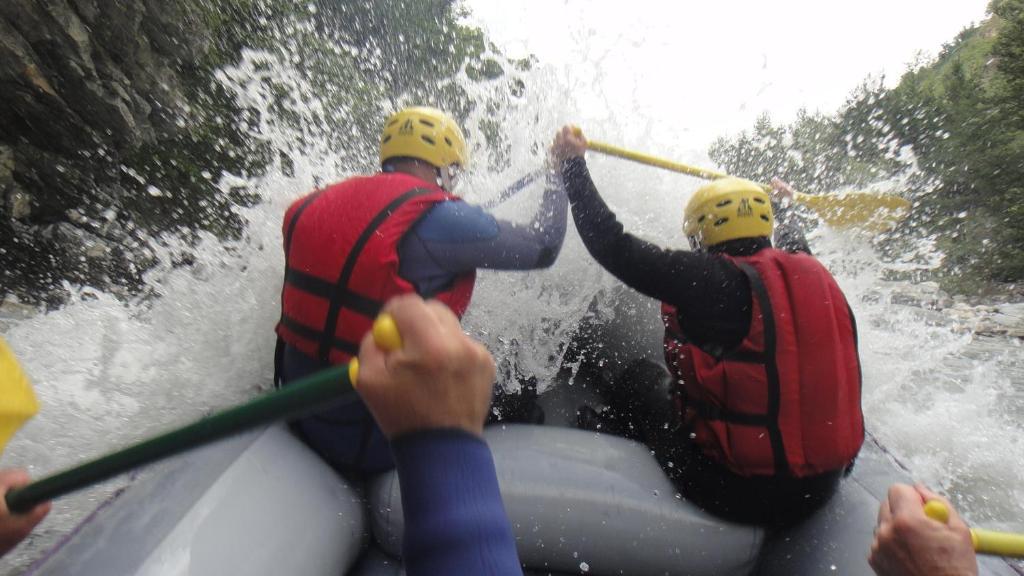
[562,157,752,352]
[773,201,812,254]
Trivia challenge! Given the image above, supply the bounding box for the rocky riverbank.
[865,281,1024,339]
[0,0,263,306]
[1,0,521,308]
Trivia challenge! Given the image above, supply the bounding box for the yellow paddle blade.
[0,337,39,453]
[793,191,911,232]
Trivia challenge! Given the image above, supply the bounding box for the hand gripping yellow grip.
[348,314,404,387]
[925,500,1024,558]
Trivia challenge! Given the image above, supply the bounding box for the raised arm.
[770,177,811,254]
[401,175,568,274]
[551,127,753,350]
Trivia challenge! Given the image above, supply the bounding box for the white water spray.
[1,8,1023,574]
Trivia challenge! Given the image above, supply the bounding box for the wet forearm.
[524,173,569,265]
[773,201,811,254]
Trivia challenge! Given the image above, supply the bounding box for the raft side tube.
[371,424,764,576]
[28,425,367,576]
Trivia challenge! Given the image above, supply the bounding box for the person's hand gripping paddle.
[354,295,496,440]
[925,498,1024,558]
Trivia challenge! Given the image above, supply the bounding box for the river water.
[2,7,1023,575]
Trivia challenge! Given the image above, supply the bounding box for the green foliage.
[135,0,516,256]
[708,82,907,195]
[312,0,526,171]
[77,0,297,250]
[206,0,527,172]
[0,0,525,304]
[710,0,1024,294]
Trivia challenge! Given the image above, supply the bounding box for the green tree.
[710,0,1024,293]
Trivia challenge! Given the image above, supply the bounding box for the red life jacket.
[662,248,863,478]
[276,172,475,364]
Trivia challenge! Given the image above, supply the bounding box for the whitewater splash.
[2,16,1023,575]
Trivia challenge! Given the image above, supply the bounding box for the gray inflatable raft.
[24,285,1024,575]
[25,421,1021,576]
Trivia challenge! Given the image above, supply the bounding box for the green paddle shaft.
[5,364,354,514]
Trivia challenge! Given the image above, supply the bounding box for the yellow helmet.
[379,106,468,169]
[683,177,773,248]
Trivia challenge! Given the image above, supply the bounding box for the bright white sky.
[466,0,991,148]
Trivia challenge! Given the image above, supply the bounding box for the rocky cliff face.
[0,0,524,307]
[0,0,258,306]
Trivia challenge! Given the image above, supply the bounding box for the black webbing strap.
[316,187,435,362]
[719,349,767,364]
[690,399,772,427]
[284,268,383,318]
[273,336,285,389]
[284,190,325,252]
[279,315,359,357]
[736,262,791,477]
[275,190,327,384]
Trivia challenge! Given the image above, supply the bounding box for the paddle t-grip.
[372,314,402,351]
[925,499,1024,558]
[924,500,950,523]
[349,313,402,387]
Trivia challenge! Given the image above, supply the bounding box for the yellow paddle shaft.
[587,139,836,204]
[583,137,911,231]
[925,500,1024,558]
[586,140,730,182]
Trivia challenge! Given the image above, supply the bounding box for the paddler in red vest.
[275,107,567,474]
[552,125,863,525]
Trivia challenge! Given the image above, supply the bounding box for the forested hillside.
[710,0,1024,295]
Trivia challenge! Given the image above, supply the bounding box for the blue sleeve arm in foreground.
[392,429,523,576]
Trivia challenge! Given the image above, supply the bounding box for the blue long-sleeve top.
[399,173,568,296]
[392,429,523,576]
